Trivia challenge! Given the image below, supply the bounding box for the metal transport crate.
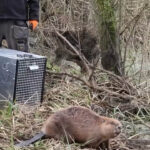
[0,48,47,104]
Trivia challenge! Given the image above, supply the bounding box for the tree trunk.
[95,0,123,76]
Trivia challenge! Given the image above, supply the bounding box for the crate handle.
[28,65,39,71]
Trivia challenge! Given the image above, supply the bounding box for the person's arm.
[28,0,39,30]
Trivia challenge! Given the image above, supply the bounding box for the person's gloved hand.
[29,20,38,30]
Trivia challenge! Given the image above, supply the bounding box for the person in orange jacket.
[0,0,39,52]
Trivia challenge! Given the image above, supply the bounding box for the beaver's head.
[100,117,122,139]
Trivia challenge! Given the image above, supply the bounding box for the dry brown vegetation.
[0,0,150,149]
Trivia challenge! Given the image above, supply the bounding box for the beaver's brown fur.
[42,106,122,149]
[16,106,122,149]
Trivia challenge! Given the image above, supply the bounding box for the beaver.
[15,106,122,149]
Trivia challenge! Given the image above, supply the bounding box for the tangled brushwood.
[0,0,150,150]
[52,28,100,73]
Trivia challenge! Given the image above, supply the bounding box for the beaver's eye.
[110,121,115,125]
[102,119,105,123]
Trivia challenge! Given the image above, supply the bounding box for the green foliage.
[0,102,13,123]
[0,102,16,149]
[96,0,116,44]
[46,59,61,73]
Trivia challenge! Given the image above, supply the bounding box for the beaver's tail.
[15,132,45,147]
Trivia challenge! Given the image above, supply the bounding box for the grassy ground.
[0,66,150,150]
[0,0,150,149]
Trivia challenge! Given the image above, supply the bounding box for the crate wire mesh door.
[0,48,46,104]
[15,58,46,104]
